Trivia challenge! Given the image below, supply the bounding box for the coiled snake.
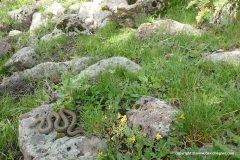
[29,108,85,136]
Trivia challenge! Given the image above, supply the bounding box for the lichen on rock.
[127,96,179,139]
[19,103,106,160]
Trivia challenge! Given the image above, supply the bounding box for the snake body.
[29,108,84,136]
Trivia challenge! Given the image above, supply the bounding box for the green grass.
[0,0,240,159]
[0,87,50,159]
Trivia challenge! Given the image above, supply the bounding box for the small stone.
[8,30,22,37]
[47,2,66,16]
[166,53,174,59]
[30,12,48,31]
[0,40,11,57]
[4,47,39,72]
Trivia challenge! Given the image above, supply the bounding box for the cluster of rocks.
[5,0,171,41]
[0,53,144,94]
[15,53,177,159]
[19,96,178,159]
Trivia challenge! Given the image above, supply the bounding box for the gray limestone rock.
[4,47,39,72]
[205,49,240,65]
[8,30,22,37]
[74,56,142,82]
[47,1,66,16]
[69,3,82,14]
[40,28,64,41]
[0,57,97,94]
[137,0,170,14]
[0,40,11,56]
[19,103,106,160]
[126,96,179,139]
[79,1,111,32]
[101,0,169,27]
[8,7,37,30]
[30,12,48,31]
[55,14,89,35]
[135,19,202,40]
[41,14,90,41]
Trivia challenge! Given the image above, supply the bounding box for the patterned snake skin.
[29,108,85,136]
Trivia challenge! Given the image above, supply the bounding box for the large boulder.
[126,96,178,139]
[135,19,202,40]
[74,56,142,81]
[0,40,11,57]
[19,103,106,160]
[205,49,240,65]
[4,47,39,72]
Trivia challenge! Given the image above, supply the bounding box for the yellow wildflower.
[120,115,127,123]
[196,15,202,23]
[129,136,136,143]
[203,7,209,13]
[97,152,103,158]
[111,136,115,141]
[179,114,185,120]
[198,10,205,17]
[118,113,122,118]
[101,115,107,121]
[196,7,210,23]
[156,134,163,140]
[107,105,113,109]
